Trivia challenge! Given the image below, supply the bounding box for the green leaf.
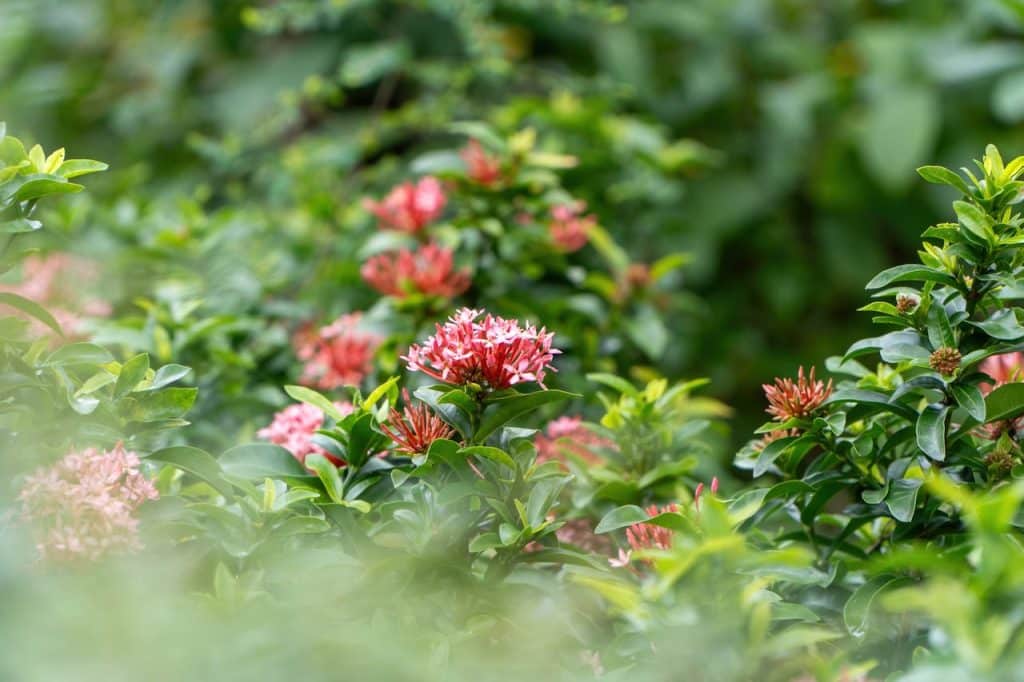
[951,383,986,422]
[55,159,108,179]
[219,443,311,480]
[0,292,62,336]
[468,532,502,553]
[149,364,191,390]
[0,218,42,233]
[886,479,924,522]
[114,353,150,398]
[586,372,638,396]
[127,387,197,421]
[985,383,1024,423]
[858,86,939,192]
[916,404,950,461]
[953,200,995,245]
[304,453,344,503]
[970,309,1024,341]
[625,303,668,359]
[917,165,970,194]
[753,436,798,478]
[926,302,956,349]
[475,389,578,443]
[284,384,346,420]
[146,446,235,498]
[362,376,399,410]
[43,342,113,366]
[865,264,956,290]
[595,505,650,533]
[844,575,912,637]
[459,445,516,470]
[11,176,83,201]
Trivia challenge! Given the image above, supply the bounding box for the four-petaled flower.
[404,308,560,390]
[258,402,354,466]
[18,443,159,561]
[461,139,502,186]
[763,366,833,421]
[364,176,447,233]
[294,313,382,390]
[361,243,471,299]
[380,390,454,455]
[548,201,596,253]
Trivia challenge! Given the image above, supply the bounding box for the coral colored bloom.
[18,444,158,561]
[693,477,719,511]
[295,313,382,390]
[548,201,596,252]
[403,308,560,390]
[380,391,454,455]
[361,243,471,299]
[364,176,447,233]
[0,253,112,337]
[763,366,833,421]
[461,139,502,186]
[625,503,679,554]
[534,416,614,466]
[980,352,1024,395]
[258,402,354,466]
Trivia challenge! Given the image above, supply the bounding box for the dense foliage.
[7,2,1024,681]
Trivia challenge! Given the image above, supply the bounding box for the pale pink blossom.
[0,253,112,337]
[980,352,1024,395]
[364,177,447,233]
[403,308,560,390]
[294,313,382,390]
[625,503,678,554]
[534,416,614,466]
[361,243,471,299]
[258,402,354,466]
[18,443,158,561]
[763,366,833,421]
[461,139,502,186]
[548,201,596,252]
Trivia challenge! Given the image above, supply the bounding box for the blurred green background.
[5,0,1024,443]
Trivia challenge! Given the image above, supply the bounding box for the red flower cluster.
[625,503,679,553]
[295,313,382,390]
[461,139,502,186]
[258,401,354,466]
[980,352,1024,394]
[18,443,158,561]
[361,243,471,299]
[763,366,833,421]
[534,416,614,466]
[364,176,447,233]
[404,308,560,390]
[548,201,596,252]
[379,391,454,456]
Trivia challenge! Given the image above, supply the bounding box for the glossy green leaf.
[916,404,950,461]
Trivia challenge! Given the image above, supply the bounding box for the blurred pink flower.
[461,139,502,186]
[404,308,560,390]
[361,243,471,299]
[364,176,447,233]
[295,313,382,390]
[763,366,832,421]
[534,416,613,466]
[548,201,596,253]
[625,503,678,553]
[980,352,1024,395]
[258,401,354,466]
[18,443,158,561]
[0,253,112,337]
[379,390,454,455]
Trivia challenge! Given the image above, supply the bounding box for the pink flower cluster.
[609,503,680,568]
[294,313,382,390]
[0,253,112,337]
[763,366,833,421]
[361,243,471,300]
[980,352,1024,394]
[258,402,354,466]
[548,201,596,253]
[404,308,560,390]
[18,444,158,561]
[535,416,614,466]
[364,176,447,233]
[461,139,502,186]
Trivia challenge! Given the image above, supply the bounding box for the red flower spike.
[294,313,382,390]
[763,366,833,421]
[380,390,455,456]
[361,242,471,300]
[364,176,447,233]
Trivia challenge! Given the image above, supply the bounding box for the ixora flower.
[364,176,447,233]
[461,139,502,186]
[548,201,596,253]
[294,313,382,390]
[258,402,354,466]
[763,366,833,421]
[534,416,614,466]
[403,308,560,390]
[610,503,679,568]
[980,352,1024,393]
[379,390,454,456]
[361,243,471,299]
[18,444,158,561]
[0,252,112,337]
